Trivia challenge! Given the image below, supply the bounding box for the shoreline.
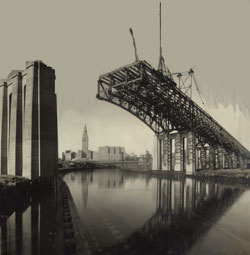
[57,172,92,255]
[60,167,250,255]
[2,168,249,255]
[117,168,250,186]
[59,167,250,186]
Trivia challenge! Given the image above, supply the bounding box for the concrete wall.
[0,61,58,179]
[7,72,23,176]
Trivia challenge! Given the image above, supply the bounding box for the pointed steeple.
[82,124,89,158]
[83,124,87,135]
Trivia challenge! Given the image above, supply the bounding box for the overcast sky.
[0,0,250,156]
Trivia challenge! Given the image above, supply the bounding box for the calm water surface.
[0,191,57,255]
[64,169,250,255]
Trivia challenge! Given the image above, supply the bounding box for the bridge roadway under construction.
[97,60,250,173]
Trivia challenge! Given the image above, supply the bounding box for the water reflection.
[65,169,250,255]
[0,192,57,255]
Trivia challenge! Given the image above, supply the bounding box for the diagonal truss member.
[97,60,250,160]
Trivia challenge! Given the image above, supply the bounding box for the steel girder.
[97,60,250,159]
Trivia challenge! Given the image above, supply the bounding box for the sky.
[0,0,250,157]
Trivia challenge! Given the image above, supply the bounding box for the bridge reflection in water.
[64,169,250,255]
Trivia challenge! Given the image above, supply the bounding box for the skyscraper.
[82,125,88,159]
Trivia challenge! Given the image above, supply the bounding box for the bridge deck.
[97,60,250,159]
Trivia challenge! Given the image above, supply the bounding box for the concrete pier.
[153,130,250,174]
[0,61,58,180]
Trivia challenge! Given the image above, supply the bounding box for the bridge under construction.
[96,3,250,174]
[97,60,250,173]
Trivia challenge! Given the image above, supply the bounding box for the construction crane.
[129,28,139,62]
[158,2,173,81]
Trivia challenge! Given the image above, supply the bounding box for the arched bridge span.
[97,60,250,171]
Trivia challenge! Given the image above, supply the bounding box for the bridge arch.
[97,60,250,173]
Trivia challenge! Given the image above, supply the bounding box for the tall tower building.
[82,125,89,158]
[0,60,58,179]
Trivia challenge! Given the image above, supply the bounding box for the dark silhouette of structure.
[97,61,250,173]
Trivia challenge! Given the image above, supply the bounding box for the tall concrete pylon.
[0,61,58,179]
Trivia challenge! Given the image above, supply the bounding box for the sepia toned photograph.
[0,0,250,254]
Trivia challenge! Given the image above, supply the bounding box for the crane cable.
[192,74,210,113]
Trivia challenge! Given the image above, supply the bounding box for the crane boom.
[129,28,139,62]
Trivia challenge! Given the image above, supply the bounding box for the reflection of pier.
[102,178,243,255]
[0,193,57,255]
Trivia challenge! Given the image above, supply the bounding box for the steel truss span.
[97,60,250,159]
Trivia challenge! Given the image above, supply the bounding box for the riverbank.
[60,166,250,186]
[0,174,29,188]
[193,169,250,186]
[0,175,31,219]
[57,173,91,255]
[120,167,250,186]
[57,167,250,255]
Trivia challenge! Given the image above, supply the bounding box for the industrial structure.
[97,59,250,173]
[0,61,58,179]
[96,4,250,173]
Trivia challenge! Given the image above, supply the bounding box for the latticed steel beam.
[97,60,250,159]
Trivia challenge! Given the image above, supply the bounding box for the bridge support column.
[162,136,169,170]
[205,148,210,169]
[186,132,195,174]
[153,134,167,171]
[153,135,161,170]
[247,159,250,169]
[200,147,206,170]
[175,133,182,171]
[217,147,224,169]
[209,147,215,170]
[229,153,238,169]
[239,156,248,169]
[223,150,228,168]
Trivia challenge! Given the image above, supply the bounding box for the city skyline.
[0,0,250,156]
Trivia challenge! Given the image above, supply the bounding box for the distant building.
[138,151,153,163]
[82,125,89,159]
[63,125,125,162]
[63,150,76,161]
[88,150,94,160]
[77,150,84,159]
[125,153,138,161]
[63,125,94,161]
[93,151,99,161]
[98,146,125,162]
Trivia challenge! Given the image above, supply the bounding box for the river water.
[1,170,249,255]
[0,191,57,255]
[64,169,250,255]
